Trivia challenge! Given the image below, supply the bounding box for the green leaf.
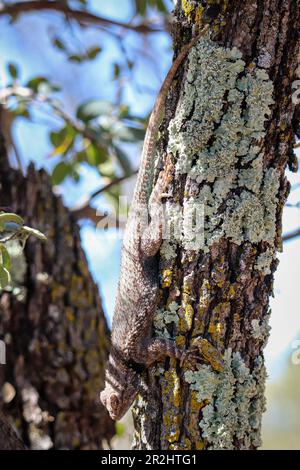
[0,245,11,270]
[0,265,11,289]
[52,162,71,185]
[22,226,47,241]
[7,63,19,79]
[76,100,113,122]
[112,144,133,175]
[87,46,102,60]
[112,122,145,142]
[135,0,147,15]
[86,144,108,166]
[49,126,76,156]
[27,76,49,92]
[113,63,121,79]
[98,160,114,178]
[52,37,66,50]
[0,212,24,226]
[11,102,30,118]
[118,105,130,119]
[115,422,125,437]
[68,54,83,63]
[157,0,168,12]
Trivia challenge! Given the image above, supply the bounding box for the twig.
[0,1,163,33]
[282,228,300,242]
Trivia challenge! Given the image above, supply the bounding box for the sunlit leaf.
[85,143,108,166]
[76,100,113,122]
[0,265,11,289]
[115,422,125,437]
[27,76,49,92]
[0,245,11,270]
[22,226,47,241]
[50,126,76,156]
[98,160,115,178]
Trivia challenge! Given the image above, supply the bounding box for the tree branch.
[282,228,300,242]
[0,1,164,33]
[72,204,126,230]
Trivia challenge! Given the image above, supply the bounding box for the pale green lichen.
[154,301,179,338]
[160,240,177,260]
[166,37,278,253]
[184,349,267,449]
[251,312,271,346]
[254,247,276,275]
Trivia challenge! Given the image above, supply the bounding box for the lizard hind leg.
[136,337,182,367]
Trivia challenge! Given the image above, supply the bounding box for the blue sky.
[0,0,300,385]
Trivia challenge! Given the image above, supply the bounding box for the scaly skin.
[100,29,208,421]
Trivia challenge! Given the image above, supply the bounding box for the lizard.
[100,27,208,421]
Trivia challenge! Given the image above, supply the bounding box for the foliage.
[0,211,46,289]
[0,0,171,210]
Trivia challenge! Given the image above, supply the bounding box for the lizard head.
[100,381,138,421]
[100,355,140,421]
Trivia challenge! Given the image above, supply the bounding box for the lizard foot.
[179,348,200,368]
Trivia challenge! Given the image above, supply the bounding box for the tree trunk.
[0,411,26,449]
[132,0,300,450]
[0,119,115,449]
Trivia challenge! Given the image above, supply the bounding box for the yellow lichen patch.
[199,279,211,311]
[163,411,181,443]
[185,304,194,330]
[176,335,186,349]
[51,282,66,302]
[161,269,173,288]
[191,337,225,372]
[195,5,204,24]
[164,367,182,408]
[208,302,230,346]
[161,361,184,447]
[226,282,237,300]
[178,303,194,333]
[65,307,75,323]
[193,279,211,336]
[212,256,227,288]
[196,440,205,450]
[182,0,195,18]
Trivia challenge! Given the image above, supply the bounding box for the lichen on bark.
[133,0,300,451]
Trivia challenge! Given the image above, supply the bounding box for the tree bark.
[0,119,115,449]
[132,0,300,450]
[0,411,26,449]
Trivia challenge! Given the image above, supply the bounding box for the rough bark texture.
[0,125,115,449]
[0,411,26,449]
[133,0,300,450]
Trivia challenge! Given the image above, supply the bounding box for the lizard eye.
[110,393,120,410]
